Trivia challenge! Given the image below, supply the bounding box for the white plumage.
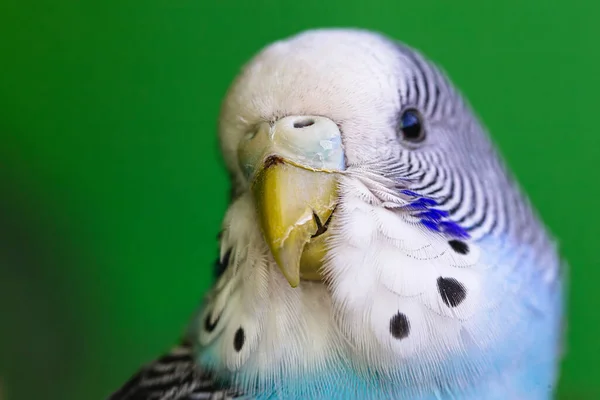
[111,28,562,400]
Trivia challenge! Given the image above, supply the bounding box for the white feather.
[192,28,562,398]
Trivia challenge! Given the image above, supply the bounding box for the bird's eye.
[398,108,425,143]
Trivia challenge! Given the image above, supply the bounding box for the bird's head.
[196,28,557,397]
[218,29,490,287]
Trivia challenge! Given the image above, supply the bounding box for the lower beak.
[240,115,345,287]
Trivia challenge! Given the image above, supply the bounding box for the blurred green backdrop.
[1,1,599,399]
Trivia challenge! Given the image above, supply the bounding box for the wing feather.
[108,341,241,400]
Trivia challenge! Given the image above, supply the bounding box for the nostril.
[293,118,315,129]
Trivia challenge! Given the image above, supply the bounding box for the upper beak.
[238,116,345,287]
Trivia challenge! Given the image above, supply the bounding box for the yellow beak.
[239,116,345,287]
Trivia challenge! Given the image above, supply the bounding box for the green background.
[1,1,598,399]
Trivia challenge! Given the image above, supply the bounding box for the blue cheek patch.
[400,190,470,240]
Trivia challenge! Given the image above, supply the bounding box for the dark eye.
[398,108,425,143]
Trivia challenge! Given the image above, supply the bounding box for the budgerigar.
[109,29,563,400]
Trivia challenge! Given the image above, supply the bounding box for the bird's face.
[219,29,482,288]
[113,28,560,400]
[199,29,558,397]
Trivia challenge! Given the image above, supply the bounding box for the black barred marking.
[397,42,455,119]
[414,56,429,108]
[437,277,467,307]
[412,164,440,191]
[448,240,469,255]
[436,171,455,207]
[431,85,441,116]
[394,44,509,241]
[415,162,448,196]
[233,327,245,352]
[394,40,553,249]
[448,171,466,215]
[454,171,478,222]
[413,76,421,105]
[405,152,421,175]
[465,194,489,231]
[389,312,410,340]
[108,342,242,400]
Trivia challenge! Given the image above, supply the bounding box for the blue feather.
[400,192,470,239]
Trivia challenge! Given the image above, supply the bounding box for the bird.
[108,28,564,400]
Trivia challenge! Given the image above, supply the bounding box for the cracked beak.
[239,116,345,287]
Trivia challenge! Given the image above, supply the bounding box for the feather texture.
[108,341,241,400]
[111,28,563,400]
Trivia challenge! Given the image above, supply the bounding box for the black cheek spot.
[234,327,245,352]
[437,277,467,307]
[389,312,410,340]
[204,311,221,333]
[448,239,469,255]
